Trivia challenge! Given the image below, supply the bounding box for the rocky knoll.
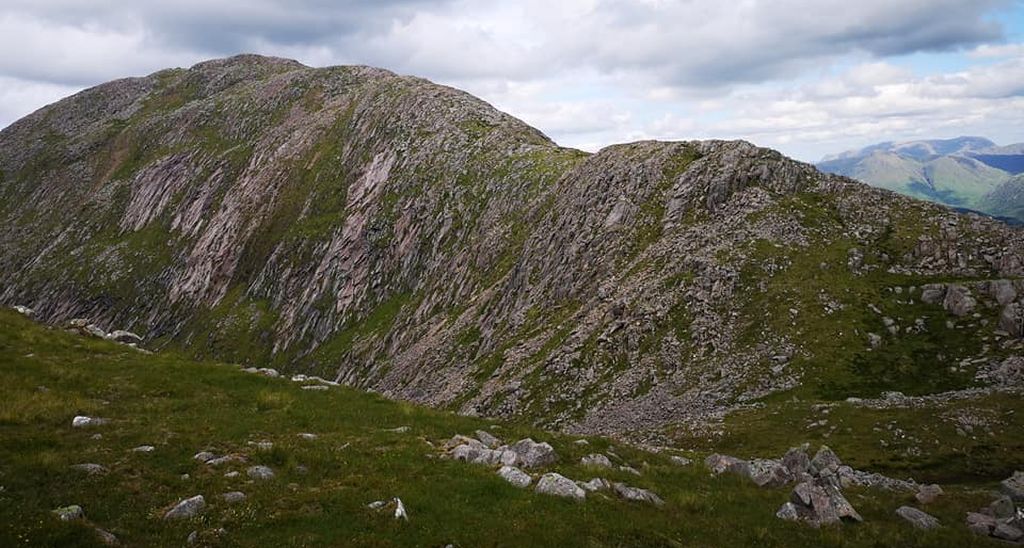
[2,54,1024,441]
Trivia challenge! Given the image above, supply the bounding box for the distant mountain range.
[817,136,1024,222]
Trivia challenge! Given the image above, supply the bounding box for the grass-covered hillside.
[0,309,1018,547]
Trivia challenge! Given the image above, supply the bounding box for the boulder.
[942,285,976,316]
[94,528,118,546]
[221,491,247,503]
[787,479,861,526]
[581,454,612,468]
[70,463,108,475]
[1000,303,1024,338]
[578,478,610,492]
[535,473,585,501]
[53,505,84,521]
[450,444,517,466]
[915,483,943,504]
[108,330,143,344]
[497,465,532,488]
[132,445,156,453]
[443,434,484,451]
[895,506,940,529]
[619,465,642,476]
[989,496,1015,519]
[966,512,996,536]
[474,430,501,448]
[810,445,842,475]
[776,502,801,521]
[745,459,793,488]
[509,438,557,468]
[1001,471,1024,502]
[612,482,664,506]
[394,497,408,521]
[670,456,692,466]
[920,284,947,305]
[193,451,216,463]
[72,416,108,428]
[164,495,205,520]
[12,305,34,317]
[206,455,246,466]
[781,445,812,476]
[247,465,274,480]
[991,279,1018,305]
[994,523,1024,542]
[705,453,746,475]
[297,433,318,441]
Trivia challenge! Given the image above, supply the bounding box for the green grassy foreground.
[0,310,1008,546]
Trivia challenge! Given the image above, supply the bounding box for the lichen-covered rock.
[474,430,501,449]
[53,505,84,521]
[705,454,747,475]
[164,495,205,520]
[222,491,247,503]
[535,473,585,501]
[247,465,274,480]
[497,465,531,488]
[72,416,108,428]
[1002,470,1024,502]
[612,482,664,506]
[578,478,610,492]
[70,463,108,475]
[896,506,940,530]
[942,285,977,317]
[508,439,557,468]
[915,483,943,504]
[786,479,861,527]
[581,454,612,468]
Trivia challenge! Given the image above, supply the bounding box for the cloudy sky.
[1,0,1022,161]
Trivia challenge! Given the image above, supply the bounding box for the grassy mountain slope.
[0,309,1015,547]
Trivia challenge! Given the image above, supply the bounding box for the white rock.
[612,482,664,506]
[164,495,205,520]
[193,451,216,463]
[70,463,108,475]
[131,445,156,453]
[247,465,275,480]
[72,416,108,428]
[535,473,585,501]
[578,478,610,492]
[497,466,532,488]
[475,430,501,448]
[222,491,247,503]
[394,497,408,521]
[581,454,612,468]
[53,505,84,521]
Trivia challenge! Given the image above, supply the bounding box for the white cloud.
[0,0,1020,161]
[0,76,81,129]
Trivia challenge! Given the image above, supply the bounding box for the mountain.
[2,55,1024,450]
[817,137,1024,220]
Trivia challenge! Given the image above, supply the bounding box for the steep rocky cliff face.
[2,55,1023,442]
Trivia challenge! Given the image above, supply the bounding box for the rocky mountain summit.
[2,54,1024,449]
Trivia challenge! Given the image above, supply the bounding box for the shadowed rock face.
[3,54,1024,442]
